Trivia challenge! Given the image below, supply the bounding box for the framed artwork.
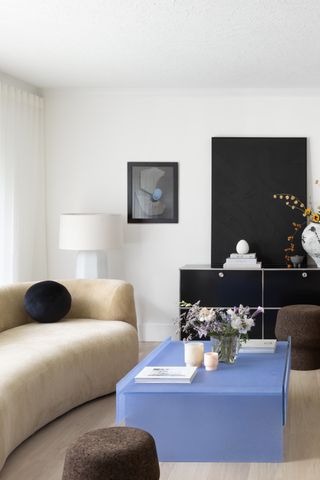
[127,162,178,223]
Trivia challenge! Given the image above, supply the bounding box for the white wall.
[44,89,320,340]
[0,70,41,95]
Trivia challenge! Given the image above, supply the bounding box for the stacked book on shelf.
[223,253,262,269]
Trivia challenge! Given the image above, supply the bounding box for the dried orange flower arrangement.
[273,184,320,267]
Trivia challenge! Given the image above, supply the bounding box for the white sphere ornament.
[236,239,249,255]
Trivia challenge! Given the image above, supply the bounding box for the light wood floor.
[1,343,320,480]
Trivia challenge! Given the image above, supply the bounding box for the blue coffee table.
[116,338,291,462]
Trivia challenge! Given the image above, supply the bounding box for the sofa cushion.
[24,281,72,323]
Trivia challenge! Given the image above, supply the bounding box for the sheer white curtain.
[0,81,47,284]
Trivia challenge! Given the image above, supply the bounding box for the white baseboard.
[138,322,177,341]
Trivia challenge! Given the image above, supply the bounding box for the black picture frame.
[127,162,178,223]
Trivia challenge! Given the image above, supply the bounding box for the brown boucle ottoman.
[62,427,160,480]
[275,305,320,370]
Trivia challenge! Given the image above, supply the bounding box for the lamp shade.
[59,213,122,251]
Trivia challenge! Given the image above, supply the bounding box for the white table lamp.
[59,213,122,278]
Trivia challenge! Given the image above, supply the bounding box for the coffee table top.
[117,337,290,396]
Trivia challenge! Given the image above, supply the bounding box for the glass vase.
[210,335,240,364]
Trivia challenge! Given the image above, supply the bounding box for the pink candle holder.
[204,352,219,371]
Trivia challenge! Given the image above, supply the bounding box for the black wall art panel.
[211,137,307,267]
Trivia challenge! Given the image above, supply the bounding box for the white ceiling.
[0,0,320,89]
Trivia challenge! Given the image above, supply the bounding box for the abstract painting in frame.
[127,162,178,223]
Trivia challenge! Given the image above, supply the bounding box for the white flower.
[199,307,215,322]
[238,317,255,334]
[245,318,254,329]
[231,316,242,330]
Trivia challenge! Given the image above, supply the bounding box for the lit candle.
[204,352,219,371]
[184,342,204,367]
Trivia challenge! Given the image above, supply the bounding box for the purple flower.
[177,301,263,340]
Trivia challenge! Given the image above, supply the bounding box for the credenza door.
[180,269,262,307]
[264,270,320,307]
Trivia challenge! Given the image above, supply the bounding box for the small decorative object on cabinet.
[236,239,249,255]
[223,247,261,269]
[180,265,320,339]
[274,184,320,267]
[289,255,304,268]
[302,223,320,267]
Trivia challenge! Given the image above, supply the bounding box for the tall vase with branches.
[274,183,320,267]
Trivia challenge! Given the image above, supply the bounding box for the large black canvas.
[211,137,307,267]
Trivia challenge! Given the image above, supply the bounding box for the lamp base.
[76,251,107,279]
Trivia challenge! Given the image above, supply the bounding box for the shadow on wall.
[123,224,144,244]
[106,250,125,280]
[135,294,177,341]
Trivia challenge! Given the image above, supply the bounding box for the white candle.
[204,352,219,371]
[184,342,204,367]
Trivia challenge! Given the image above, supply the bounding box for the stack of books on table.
[134,366,198,384]
[223,253,262,269]
[239,339,277,354]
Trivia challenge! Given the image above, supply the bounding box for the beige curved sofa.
[0,279,139,471]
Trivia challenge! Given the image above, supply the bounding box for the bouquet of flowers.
[179,301,263,342]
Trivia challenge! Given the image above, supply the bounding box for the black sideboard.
[179,265,320,339]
